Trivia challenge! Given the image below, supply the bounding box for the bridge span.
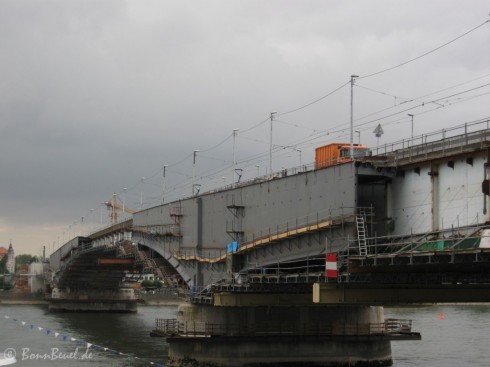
[50,120,490,366]
[129,121,490,291]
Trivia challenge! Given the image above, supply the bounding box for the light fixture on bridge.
[162,165,168,204]
[232,129,239,188]
[192,150,199,195]
[408,114,414,145]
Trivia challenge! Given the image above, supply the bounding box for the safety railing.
[375,118,490,163]
[133,224,182,237]
[172,207,362,263]
[349,223,490,258]
[153,318,414,337]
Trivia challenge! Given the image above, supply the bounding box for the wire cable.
[359,19,490,80]
[277,80,350,116]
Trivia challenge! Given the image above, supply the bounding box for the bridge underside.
[50,243,141,312]
[133,216,355,290]
[347,248,490,283]
[55,246,135,290]
[313,283,490,304]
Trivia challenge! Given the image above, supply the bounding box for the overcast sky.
[0,0,489,256]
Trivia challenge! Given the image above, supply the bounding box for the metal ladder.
[356,213,368,256]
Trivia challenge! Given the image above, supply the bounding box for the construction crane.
[105,192,135,224]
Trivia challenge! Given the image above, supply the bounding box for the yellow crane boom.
[105,192,135,224]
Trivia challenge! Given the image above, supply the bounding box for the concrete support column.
[167,303,392,367]
[430,162,440,231]
[486,150,490,220]
[196,197,203,288]
[386,180,394,234]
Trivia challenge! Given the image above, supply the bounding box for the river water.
[0,304,489,366]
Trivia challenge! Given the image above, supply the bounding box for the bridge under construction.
[49,119,490,366]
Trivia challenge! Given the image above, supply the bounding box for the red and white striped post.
[325,253,338,279]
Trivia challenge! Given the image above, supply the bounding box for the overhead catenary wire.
[359,19,490,80]
[271,78,490,155]
[276,81,351,117]
[99,19,490,204]
[409,73,490,101]
[325,82,490,134]
[120,134,234,198]
[166,83,490,203]
[118,81,490,210]
[237,80,351,135]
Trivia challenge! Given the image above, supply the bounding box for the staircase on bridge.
[136,249,182,287]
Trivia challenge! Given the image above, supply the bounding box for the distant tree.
[1,281,12,291]
[15,254,38,268]
[141,280,154,288]
[0,256,6,273]
[154,280,163,288]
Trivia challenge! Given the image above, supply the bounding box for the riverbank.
[0,291,48,305]
[140,299,183,306]
[0,291,185,306]
[0,300,48,305]
[138,293,184,306]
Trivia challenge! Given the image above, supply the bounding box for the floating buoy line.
[1,314,165,366]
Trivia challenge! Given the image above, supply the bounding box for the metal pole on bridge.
[232,129,239,188]
[408,114,414,146]
[162,165,168,204]
[350,75,358,160]
[269,112,277,177]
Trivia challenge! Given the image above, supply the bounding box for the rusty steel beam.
[97,258,134,265]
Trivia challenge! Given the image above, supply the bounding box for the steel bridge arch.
[133,234,194,288]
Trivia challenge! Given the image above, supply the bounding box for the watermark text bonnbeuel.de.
[23,347,93,361]
[3,347,93,362]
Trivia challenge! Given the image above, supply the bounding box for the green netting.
[451,238,480,250]
[416,240,445,251]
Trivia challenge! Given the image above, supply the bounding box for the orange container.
[315,143,369,169]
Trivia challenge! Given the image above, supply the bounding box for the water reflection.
[0,304,177,366]
[2,304,490,367]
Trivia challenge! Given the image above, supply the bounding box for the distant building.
[6,243,15,274]
[125,273,155,282]
[28,262,45,293]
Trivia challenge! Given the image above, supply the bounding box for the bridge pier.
[48,288,137,313]
[164,300,402,367]
[168,334,392,367]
